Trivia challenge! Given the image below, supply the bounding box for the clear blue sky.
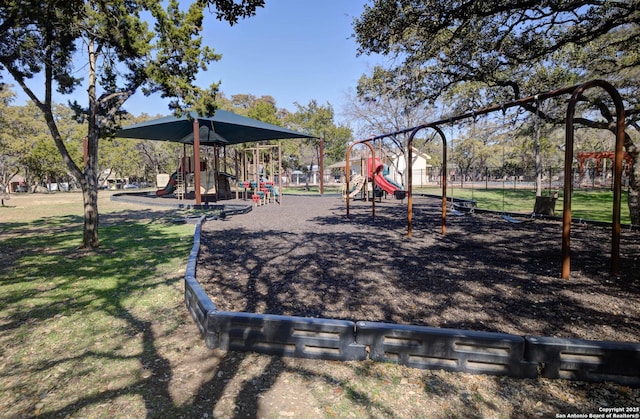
[125,0,383,121]
[5,1,383,123]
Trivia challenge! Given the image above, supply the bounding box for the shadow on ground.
[2,202,639,417]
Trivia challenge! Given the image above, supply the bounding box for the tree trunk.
[624,132,639,225]
[81,36,101,249]
[81,174,100,248]
[627,153,639,226]
[534,130,542,197]
[79,124,101,248]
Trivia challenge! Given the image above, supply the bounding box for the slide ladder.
[175,172,186,200]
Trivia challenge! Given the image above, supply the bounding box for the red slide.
[367,158,406,199]
[156,172,178,196]
[367,158,399,194]
[374,172,400,195]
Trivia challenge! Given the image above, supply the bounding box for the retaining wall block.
[525,335,640,386]
[184,275,217,340]
[207,311,367,361]
[356,321,538,378]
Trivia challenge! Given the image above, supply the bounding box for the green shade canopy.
[115,110,315,145]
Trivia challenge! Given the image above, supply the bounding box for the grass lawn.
[413,186,632,224]
[1,191,200,417]
[287,183,632,224]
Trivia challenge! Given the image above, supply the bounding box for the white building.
[390,147,432,187]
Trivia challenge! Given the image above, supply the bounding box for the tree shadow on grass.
[0,209,191,417]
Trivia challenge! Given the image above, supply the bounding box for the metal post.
[562,79,625,279]
[193,119,202,204]
[319,138,325,195]
[278,142,283,205]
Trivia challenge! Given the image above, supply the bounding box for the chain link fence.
[416,165,630,191]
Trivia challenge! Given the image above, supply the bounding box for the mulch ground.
[196,194,640,343]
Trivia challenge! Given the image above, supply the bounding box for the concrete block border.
[185,218,640,386]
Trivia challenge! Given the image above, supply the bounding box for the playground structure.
[115,109,316,205]
[153,141,285,206]
[368,157,406,199]
[345,79,627,280]
[236,143,283,206]
[577,151,633,187]
[155,153,229,201]
[341,156,406,201]
[156,172,180,196]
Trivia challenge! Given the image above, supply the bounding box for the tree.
[354,0,640,223]
[0,85,18,192]
[0,99,82,192]
[345,69,439,186]
[0,0,264,248]
[288,100,352,186]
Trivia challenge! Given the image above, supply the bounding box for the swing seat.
[450,209,471,216]
[453,201,476,212]
[502,214,534,224]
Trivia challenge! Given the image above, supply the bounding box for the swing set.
[345,79,627,279]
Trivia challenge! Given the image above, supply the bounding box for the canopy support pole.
[234,150,240,200]
[278,142,283,205]
[193,119,202,205]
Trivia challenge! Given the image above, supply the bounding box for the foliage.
[219,93,283,120]
[353,0,640,224]
[288,100,352,170]
[0,94,84,190]
[0,87,20,190]
[354,1,639,106]
[0,0,264,248]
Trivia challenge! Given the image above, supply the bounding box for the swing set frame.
[345,79,626,279]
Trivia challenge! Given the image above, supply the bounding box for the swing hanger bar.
[352,82,584,144]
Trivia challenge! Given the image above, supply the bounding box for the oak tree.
[0,0,264,248]
[354,0,640,223]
